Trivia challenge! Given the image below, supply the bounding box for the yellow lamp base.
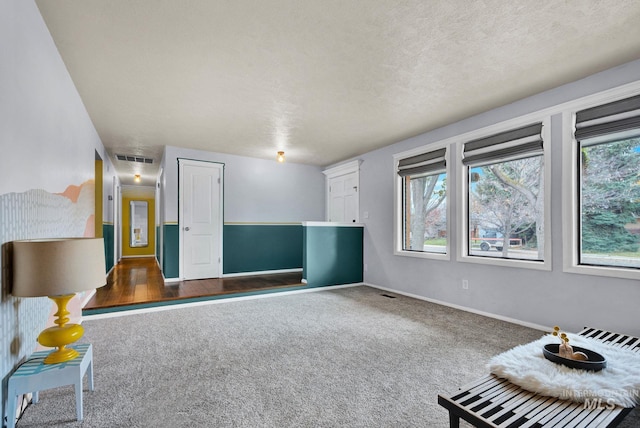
[37,294,84,364]
[41,344,81,364]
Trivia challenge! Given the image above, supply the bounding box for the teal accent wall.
[163,224,180,278]
[224,224,302,274]
[156,225,160,265]
[103,223,114,272]
[303,226,363,287]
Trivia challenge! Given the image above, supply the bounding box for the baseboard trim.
[121,255,156,258]
[163,269,303,283]
[364,282,549,332]
[80,289,96,308]
[223,268,303,278]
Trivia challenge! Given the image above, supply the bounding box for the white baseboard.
[163,269,303,283]
[364,282,549,332]
[80,289,96,308]
[223,268,303,278]
[121,255,156,259]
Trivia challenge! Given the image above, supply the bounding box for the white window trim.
[562,85,640,281]
[393,142,450,261]
[456,116,553,271]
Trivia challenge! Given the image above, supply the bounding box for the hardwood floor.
[83,257,305,313]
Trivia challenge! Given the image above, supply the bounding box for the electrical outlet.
[462,279,469,290]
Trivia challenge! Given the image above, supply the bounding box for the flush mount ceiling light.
[276,151,285,163]
[134,174,141,183]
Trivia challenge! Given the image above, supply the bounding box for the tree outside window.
[468,156,543,260]
[580,136,640,268]
[403,173,446,253]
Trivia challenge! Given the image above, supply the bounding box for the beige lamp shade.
[12,238,107,297]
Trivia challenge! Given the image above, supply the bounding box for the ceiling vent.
[115,154,153,164]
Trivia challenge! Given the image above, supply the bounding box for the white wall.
[349,60,640,336]
[162,146,325,222]
[0,2,106,196]
[1,0,109,421]
[100,147,118,225]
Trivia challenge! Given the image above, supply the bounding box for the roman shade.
[575,94,640,145]
[397,148,446,177]
[462,123,543,166]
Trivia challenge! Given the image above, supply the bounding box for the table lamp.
[12,238,106,364]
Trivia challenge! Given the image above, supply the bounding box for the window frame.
[562,87,640,280]
[457,116,552,271]
[393,141,450,260]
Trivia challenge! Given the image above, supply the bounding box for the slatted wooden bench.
[438,327,640,427]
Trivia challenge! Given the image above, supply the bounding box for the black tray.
[543,344,607,371]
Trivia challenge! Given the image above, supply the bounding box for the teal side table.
[6,343,93,428]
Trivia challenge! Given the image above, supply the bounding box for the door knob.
[184,227,190,231]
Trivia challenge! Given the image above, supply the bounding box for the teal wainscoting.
[223,224,303,274]
[303,224,363,287]
[156,225,160,265]
[163,224,180,278]
[102,223,114,272]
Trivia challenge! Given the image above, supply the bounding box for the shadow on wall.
[2,242,24,357]
[1,241,13,301]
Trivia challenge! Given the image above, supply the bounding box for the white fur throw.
[488,334,640,408]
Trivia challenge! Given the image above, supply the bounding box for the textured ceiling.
[36,0,640,186]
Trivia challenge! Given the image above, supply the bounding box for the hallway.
[83,258,305,314]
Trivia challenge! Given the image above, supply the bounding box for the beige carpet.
[14,286,640,427]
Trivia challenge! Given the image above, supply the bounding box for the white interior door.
[329,172,358,223]
[179,160,223,280]
[330,176,346,222]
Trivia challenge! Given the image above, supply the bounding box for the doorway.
[121,195,155,257]
[179,159,223,280]
[323,160,360,223]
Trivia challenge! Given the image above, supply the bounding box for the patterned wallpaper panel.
[0,182,94,400]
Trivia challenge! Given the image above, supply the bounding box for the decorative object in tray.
[543,326,607,371]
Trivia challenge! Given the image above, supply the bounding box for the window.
[395,146,448,257]
[575,94,640,271]
[463,123,546,262]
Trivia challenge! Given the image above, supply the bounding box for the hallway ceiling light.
[277,151,285,163]
[134,174,141,182]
